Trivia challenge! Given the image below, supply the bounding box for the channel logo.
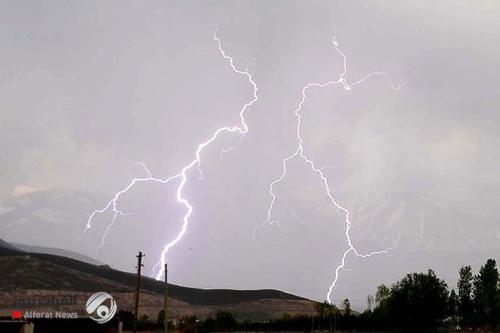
[11,310,22,319]
[85,292,117,324]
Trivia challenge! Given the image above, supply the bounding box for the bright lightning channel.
[83,24,258,280]
[255,38,404,304]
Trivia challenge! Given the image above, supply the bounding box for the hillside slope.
[0,239,315,319]
[12,242,103,266]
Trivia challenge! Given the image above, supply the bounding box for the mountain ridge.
[0,238,316,319]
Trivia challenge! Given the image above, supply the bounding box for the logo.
[11,310,22,319]
[86,292,117,324]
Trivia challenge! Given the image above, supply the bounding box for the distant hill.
[0,239,21,255]
[0,239,315,319]
[12,242,103,266]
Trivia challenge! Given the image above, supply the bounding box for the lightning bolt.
[83,24,258,280]
[255,37,404,304]
[85,24,403,300]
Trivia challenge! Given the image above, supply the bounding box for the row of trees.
[357,258,500,331]
[117,258,500,332]
[453,259,499,328]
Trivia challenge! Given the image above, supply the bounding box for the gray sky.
[1,0,500,308]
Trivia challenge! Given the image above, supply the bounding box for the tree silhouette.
[457,265,474,327]
[473,259,499,328]
[342,298,351,316]
[214,311,236,331]
[314,301,327,330]
[325,302,338,332]
[367,294,374,312]
[375,284,390,306]
[448,289,459,327]
[387,269,449,332]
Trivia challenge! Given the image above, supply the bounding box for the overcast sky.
[1,0,500,308]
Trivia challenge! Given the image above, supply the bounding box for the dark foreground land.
[1,239,500,332]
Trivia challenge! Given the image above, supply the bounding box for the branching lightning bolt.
[255,38,404,304]
[84,25,403,301]
[83,24,258,280]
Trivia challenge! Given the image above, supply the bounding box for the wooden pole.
[133,251,144,333]
[164,263,168,333]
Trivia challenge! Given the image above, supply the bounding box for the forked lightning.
[85,27,403,301]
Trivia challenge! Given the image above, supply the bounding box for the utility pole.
[163,263,168,333]
[133,251,145,333]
